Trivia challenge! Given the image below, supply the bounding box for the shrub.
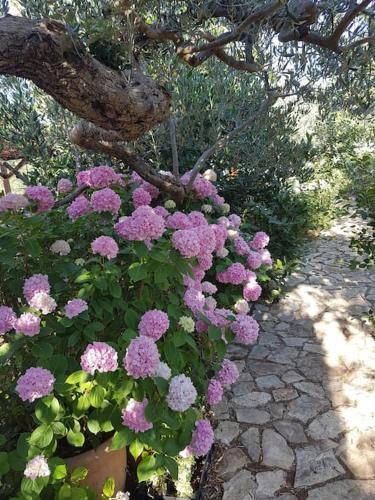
[0,166,273,498]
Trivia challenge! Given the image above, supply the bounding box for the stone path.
[210,212,375,499]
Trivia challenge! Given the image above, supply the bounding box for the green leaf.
[67,429,85,448]
[129,439,144,460]
[29,425,53,448]
[0,451,9,476]
[128,262,148,282]
[102,476,115,497]
[87,418,101,434]
[53,463,68,480]
[164,456,179,480]
[109,281,122,298]
[137,455,157,482]
[208,325,221,340]
[124,309,139,330]
[25,238,42,257]
[0,434,6,447]
[110,429,133,450]
[66,370,89,385]
[32,342,53,359]
[71,466,88,483]
[89,385,106,408]
[35,402,54,424]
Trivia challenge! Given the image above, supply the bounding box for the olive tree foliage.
[0,0,373,199]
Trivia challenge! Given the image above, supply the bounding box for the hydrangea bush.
[0,166,272,498]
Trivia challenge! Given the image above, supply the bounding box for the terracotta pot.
[66,437,127,495]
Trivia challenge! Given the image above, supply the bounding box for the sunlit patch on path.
[207,213,375,499]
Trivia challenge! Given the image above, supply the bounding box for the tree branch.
[0,16,171,141]
[331,0,373,44]
[54,186,87,208]
[341,35,375,51]
[70,121,185,201]
[185,0,285,54]
[168,118,179,179]
[187,96,276,190]
[0,159,28,184]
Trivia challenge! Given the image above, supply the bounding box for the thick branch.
[54,186,87,208]
[331,0,373,44]
[0,160,28,184]
[185,0,285,54]
[187,96,276,190]
[341,35,375,51]
[0,16,171,141]
[168,118,179,179]
[71,122,185,201]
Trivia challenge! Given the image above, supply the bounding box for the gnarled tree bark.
[0,16,171,141]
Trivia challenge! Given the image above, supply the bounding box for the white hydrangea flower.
[216,247,229,258]
[50,239,71,256]
[201,204,213,214]
[24,455,50,480]
[221,203,230,214]
[228,229,239,240]
[164,200,176,210]
[179,316,195,333]
[154,361,172,380]
[234,299,250,315]
[203,169,217,182]
[29,292,57,314]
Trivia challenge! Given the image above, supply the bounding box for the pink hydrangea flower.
[138,310,169,341]
[212,224,228,251]
[132,187,152,208]
[172,229,201,258]
[196,319,208,333]
[23,274,50,303]
[141,181,160,200]
[65,299,88,319]
[0,305,16,335]
[217,216,231,228]
[16,367,55,402]
[207,379,223,405]
[91,188,121,215]
[57,178,73,194]
[91,236,119,260]
[228,214,241,228]
[180,172,217,200]
[0,193,28,212]
[166,212,191,230]
[153,206,169,218]
[89,166,121,188]
[250,231,270,250]
[29,292,57,314]
[247,251,262,270]
[122,398,153,433]
[123,336,160,379]
[212,193,225,205]
[197,253,213,271]
[80,342,118,375]
[15,313,40,337]
[24,455,50,480]
[201,282,217,295]
[76,170,91,187]
[260,248,273,266]
[216,263,247,285]
[243,282,262,302]
[215,359,239,388]
[188,211,207,228]
[184,288,205,313]
[167,374,197,412]
[115,206,165,241]
[234,236,249,256]
[187,419,214,456]
[67,195,91,221]
[25,186,54,212]
[231,314,259,344]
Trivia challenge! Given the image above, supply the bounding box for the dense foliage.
[0,166,274,498]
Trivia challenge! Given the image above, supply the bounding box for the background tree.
[0,0,373,198]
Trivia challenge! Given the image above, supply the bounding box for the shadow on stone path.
[208,212,375,499]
